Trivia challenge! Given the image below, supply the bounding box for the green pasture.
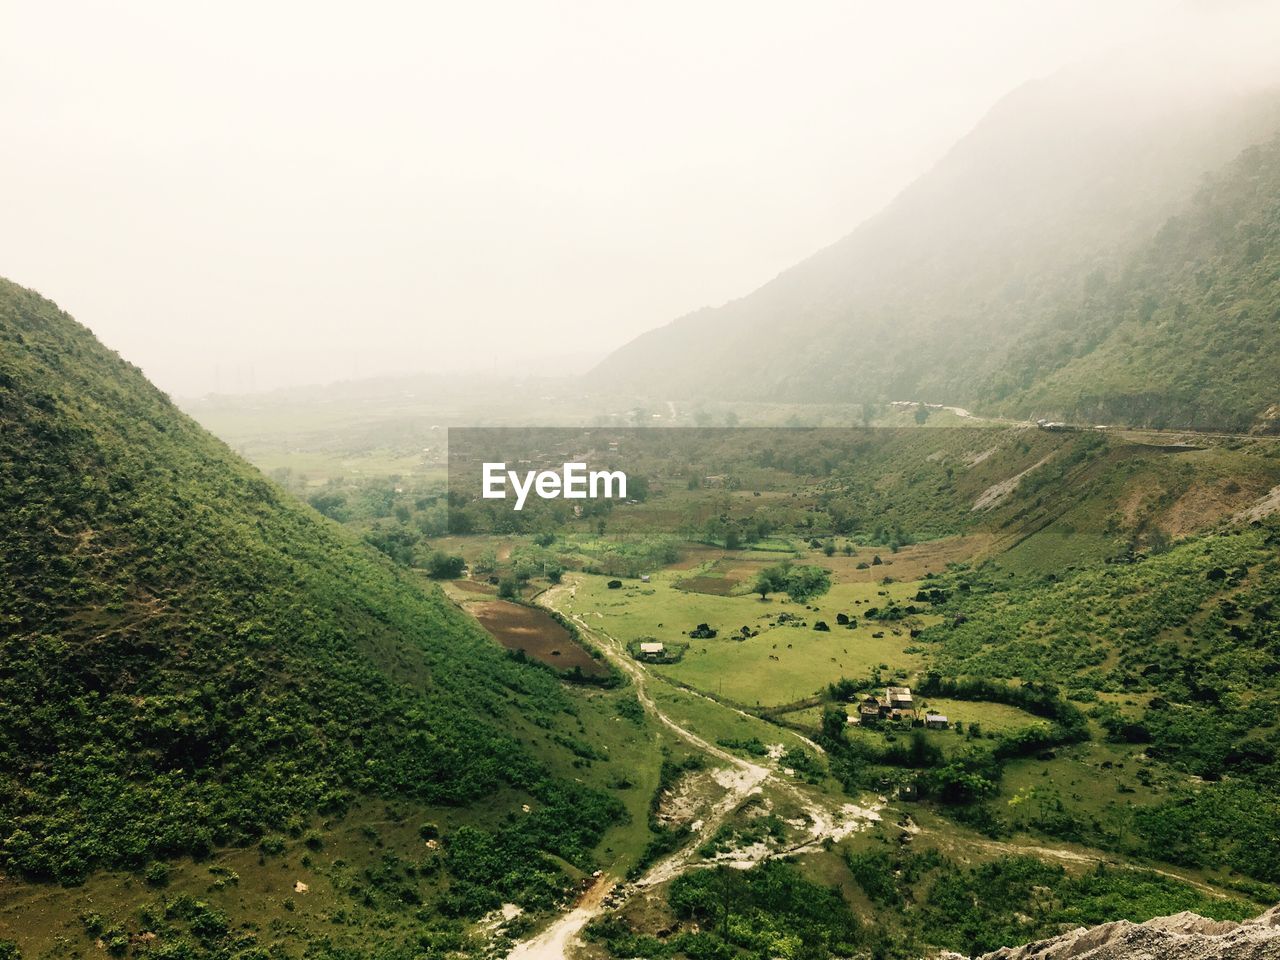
[566,572,936,708]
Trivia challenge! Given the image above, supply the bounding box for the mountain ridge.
[589,64,1280,429]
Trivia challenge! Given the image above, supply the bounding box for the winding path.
[505,577,879,959]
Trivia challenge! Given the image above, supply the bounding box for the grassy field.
[564,569,936,708]
[776,696,1044,736]
[646,682,815,758]
[905,697,1043,732]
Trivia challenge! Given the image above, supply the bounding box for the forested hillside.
[991,134,1280,429]
[0,279,632,954]
[589,64,1280,430]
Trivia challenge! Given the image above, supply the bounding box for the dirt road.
[502,578,880,959]
[505,874,614,960]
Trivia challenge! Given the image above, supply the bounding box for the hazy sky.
[0,1,1270,396]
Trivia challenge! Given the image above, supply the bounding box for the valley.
[149,379,1280,957]
[5,22,1280,959]
[5,276,1280,959]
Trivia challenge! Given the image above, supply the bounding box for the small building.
[638,641,665,659]
[640,575,650,583]
[858,695,882,724]
[885,686,914,711]
[925,713,949,730]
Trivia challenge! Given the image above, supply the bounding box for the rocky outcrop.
[961,905,1280,959]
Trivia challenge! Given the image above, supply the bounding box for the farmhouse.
[638,641,665,659]
[885,686,914,711]
[858,695,882,724]
[886,686,913,709]
[925,713,949,730]
[849,686,927,724]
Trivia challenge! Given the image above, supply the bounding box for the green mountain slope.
[0,280,629,929]
[989,135,1280,430]
[589,65,1280,428]
[921,519,1280,884]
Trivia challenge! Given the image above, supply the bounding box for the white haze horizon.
[3,1,1279,398]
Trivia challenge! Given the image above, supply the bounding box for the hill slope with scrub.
[0,278,639,955]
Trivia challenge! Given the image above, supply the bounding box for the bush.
[426,550,466,579]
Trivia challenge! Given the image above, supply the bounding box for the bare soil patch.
[452,578,497,595]
[675,575,740,596]
[666,545,728,571]
[470,600,611,677]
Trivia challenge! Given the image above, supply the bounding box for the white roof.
[639,642,665,653]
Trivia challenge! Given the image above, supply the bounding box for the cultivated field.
[466,597,612,678]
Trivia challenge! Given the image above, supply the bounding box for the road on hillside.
[898,399,1280,445]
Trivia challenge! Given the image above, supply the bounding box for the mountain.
[0,279,630,950]
[589,61,1280,429]
[990,133,1280,430]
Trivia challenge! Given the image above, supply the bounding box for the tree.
[473,548,498,574]
[754,563,789,600]
[308,490,349,521]
[784,565,831,602]
[513,557,539,583]
[754,571,773,600]
[822,706,848,742]
[426,551,465,579]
